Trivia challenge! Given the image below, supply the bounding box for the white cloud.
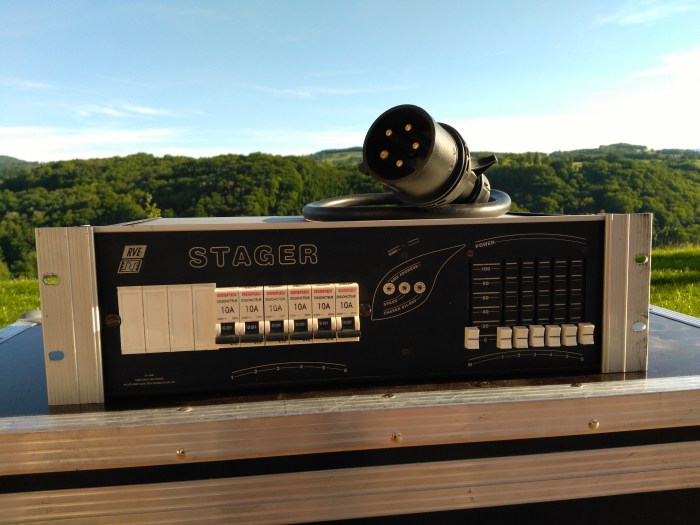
[0,123,364,162]
[3,48,698,161]
[74,101,180,119]
[0,76,54,90]
[455,47,700,153]
[280,131,365,154]
[0,124,367,161]
[0,127,178,161]
[76,106,128,118]
[235,82,313,99]
[452,111,695,154]
[632,47,700,80]
[234,81,411,100]
[598,0,699,25]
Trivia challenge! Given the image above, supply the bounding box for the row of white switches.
[116,282,361,354]
[117,284,217,354]
[465,323,595,350]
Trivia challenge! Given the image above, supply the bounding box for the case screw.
[359,303,372,317]
[589,419,600,430]
[176,448,187,458]
[391,432,403,443]
[104,314,121,328]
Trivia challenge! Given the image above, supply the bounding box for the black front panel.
[95,219,604,398]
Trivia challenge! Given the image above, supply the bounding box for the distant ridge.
[2,144,697,166]
[0,155,35,171]
[310,144,700,164]
[309,147,362,164]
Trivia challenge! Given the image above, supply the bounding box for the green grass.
[650,245,700,317]
[1,245,698,328]
[0,278,40,328]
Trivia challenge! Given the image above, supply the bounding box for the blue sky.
[1,0,699,161]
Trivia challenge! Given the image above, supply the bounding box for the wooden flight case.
[1,305,700,523]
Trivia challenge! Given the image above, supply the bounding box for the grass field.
[0,246,698,328]
[649,245,700,316]
[0,278,40,328]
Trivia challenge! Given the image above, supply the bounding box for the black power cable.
[303,104,511,221]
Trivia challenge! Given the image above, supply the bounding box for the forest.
[1,144,699,278]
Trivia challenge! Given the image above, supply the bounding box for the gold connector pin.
[396,159,404,167]
[412,142,420,150]
[385,129,393,137]
[404,124,412,132]
[380,150,389,160]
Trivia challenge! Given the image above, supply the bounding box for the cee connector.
[361,104,497,208]
[301,104,511,221]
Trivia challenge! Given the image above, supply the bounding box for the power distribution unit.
[35,213,651,405]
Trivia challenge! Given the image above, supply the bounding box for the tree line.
[1,144,699,277]
[486,145,700,247]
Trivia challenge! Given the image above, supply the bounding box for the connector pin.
[385,129,393,137]
[411,142,420,150]
[404,123,412,132]
[396,159,404,167]
[380,150,389,160]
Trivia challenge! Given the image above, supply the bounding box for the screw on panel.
[632,321,647,333]
[391,432,403,443]
[589,419,600,430]
[104,314,121,328]
[176,449,187,458]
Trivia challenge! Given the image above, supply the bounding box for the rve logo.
[118,245,148,274]
[122,245,146,258]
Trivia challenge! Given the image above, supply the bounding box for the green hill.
[0,155,37,177]
[1,145,699,278]
[309,147,362,165]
